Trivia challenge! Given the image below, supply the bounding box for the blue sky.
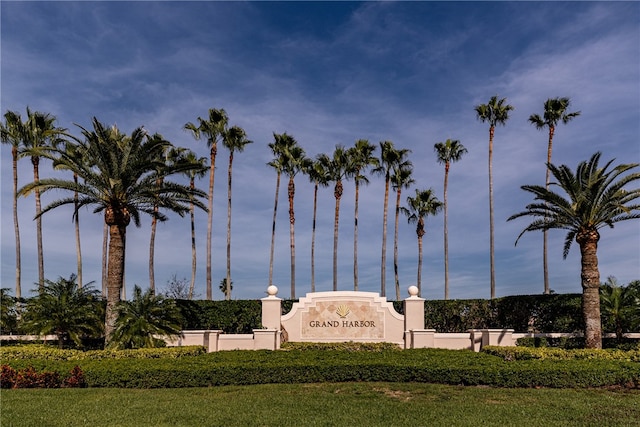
[1,1,639,301]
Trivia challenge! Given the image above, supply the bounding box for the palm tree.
[600,277,640,341]
[267,133,297,288]
[508,152,640,349]
[184,108,229,300]
[305,158,331,292]
[109,284,183,349]
[219,277,233,299]
[529,97,581,295]
[348,139,378,291]
[280,141,311,299]
[402,189,443,296]
[0,288,18,334]
[391,163,414,300]
[178,151,208,299]
[317,145,353,291]
[434,139,467,300]
[474,95,514,299]
[222,125,253,300]
[374,141,411,297]
[0,111,26,298]
[22,274,103,349]
[19,117,207,344]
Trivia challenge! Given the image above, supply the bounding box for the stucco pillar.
[261,285,282,330]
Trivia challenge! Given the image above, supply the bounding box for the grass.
[2,382,639,427]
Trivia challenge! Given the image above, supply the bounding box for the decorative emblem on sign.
[335,304,351,318]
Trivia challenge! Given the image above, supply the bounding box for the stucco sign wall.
[280,291,405,344]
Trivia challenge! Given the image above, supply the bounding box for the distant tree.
[529,97,581,295]
[373,141,411,297]
[391,163,414,300]
[434,139,467,299]
[0,288,18,334]
[184,108,229,300]
[22,274,103,349]
[163,274,192,300]
[348,139,378,291]
[508,152,640,348]
[109,285,183,349]
[222,125,252,300]
[305,158,331,292]
[475,95,514,299]
[402,189,443,296]
[219,277,233,299]
[317,145,353,291]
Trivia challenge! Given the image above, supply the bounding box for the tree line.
[2,95,639,349]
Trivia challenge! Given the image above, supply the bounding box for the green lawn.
[2,382,639,427]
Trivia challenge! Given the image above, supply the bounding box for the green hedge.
[3,347,638,389]
[174,295,586,334]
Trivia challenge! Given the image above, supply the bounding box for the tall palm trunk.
[353,177,360,291]
[206,142,217,300]
[11,146,21,299]
[104,208,130,344]
[73,173,82,287]
[488,126,496,299]
[189,177,197,299]
[32,156,44,290]
[332,180,343,291]
[416,218,425,295]
[443,162,450,299]
[577,229,602,349]
[268,172,281,287]
[380,173,390,297]
[393,186,403,300]
[149,211,158,293]
[225,151,234,300]
[288,176,296,299]
[311,181,318,292]
[543,126,555,295]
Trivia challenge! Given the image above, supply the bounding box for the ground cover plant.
[2,382,639,427]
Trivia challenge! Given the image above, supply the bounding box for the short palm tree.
[348,139,378,291]
[185,108,229,300]
[529,97,581,295]
[267,133,298,288]
[600,277,640,341]
[305,158,331,292]
[391,163,414,300]
[317,145,353,291]
[22,274,103,349]
[475,95,514,299]
[374,141,411,297]
[0,288,18,334]
[222,125,253,300]
[434,139,467,299]
[19,118,206,344]
[281,141,311,299]
[402,189,443,296]
[109,285,183,349]
[508,152,640,349]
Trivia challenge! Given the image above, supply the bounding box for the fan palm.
[529,97,581,295]
[348,139,378,291]
[19,117,206,344]
[267,133,298,288]
[402,189,443,296]
[22,274,103,349]
[317,145,354,291]
[475,95,514,299]
[391,163,415,300]
[109,285,183,349]
[184,108,229,300]
[374,141,411,297]
[508,152,640,348]
[434,139,467,299]
[222,125,253,300]
[305,158,331,292]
